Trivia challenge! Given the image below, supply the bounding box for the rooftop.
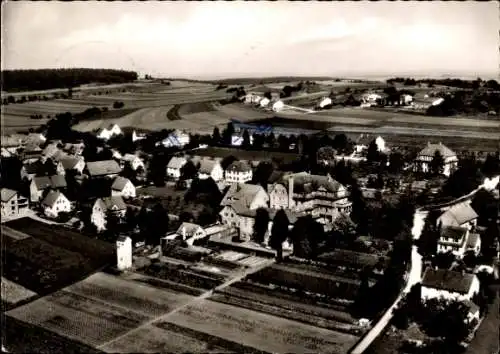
[167,156,187,169]
[421,268,476,294]
[439,203,478,227]
[418,142,456,158]
[1,188,17,202]
[226,160,252,173]
[221,183,265,210]
[111,176,132,191]
[86,160,122,177]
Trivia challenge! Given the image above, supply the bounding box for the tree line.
[2,68,138,92]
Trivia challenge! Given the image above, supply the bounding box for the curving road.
[350,175,499,354]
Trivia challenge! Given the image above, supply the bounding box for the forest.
[1,68,138,92]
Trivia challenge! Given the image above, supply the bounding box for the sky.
[2,1,499,79]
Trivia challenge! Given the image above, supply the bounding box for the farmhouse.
[120,154,145,171]
[86,160,122,179]
[420,268,480,302]
[111,176,136,198]
[97,124,122,140]
[41,190,71,218]
[259,97,270,107]
[91,196,127,231]
[414,142,458,176]
[272,100,285,112]
[221,183,269,211]
[167,156,188,180]
[198,159,224,182]
[60,157,85,174]
[225,160,253,183]
[1,188,29,218]
[167,222,208,246]
[244,93,262,104]
[132,130,146,143]
[30,175,67,202]
[437,226,481,258]
[157,130,190,148]
[268,172,351,223]
[318,97,332,109]
[437,202,478,230]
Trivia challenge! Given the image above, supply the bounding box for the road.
[350,175,499,354]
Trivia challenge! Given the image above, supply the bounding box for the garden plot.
[1,277,37,306]
[160,299,359,354]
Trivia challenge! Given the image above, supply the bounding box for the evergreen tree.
[212,127,221,145]
[242,129,251,149]
[349,179,366,226]
[270,209,289,262]
[253,208,270,244]
[430,150,445,175]
[366,140,380,163]
[418,209,441,258]
[221,122,235,145]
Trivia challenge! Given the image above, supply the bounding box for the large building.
[437,226,481,258]
[437,202,478,230]
[421,268,480,302]
[414,142,458,176]
[225,160,253,184]
[1,188,29,218]
[268,172,351,223]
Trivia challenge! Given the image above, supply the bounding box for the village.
[2,109,499,353]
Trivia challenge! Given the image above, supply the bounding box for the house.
[414,142,458,176]
[111,177,136,198]
[438,202,478,230]
[132,130,146,142]
[259,97,270,107]
[437,226,481,258]
[175,222,207,245]
[231,133,254,147]
[41,190,71,218]
[86,160,122,179]
[60,157,85,174]
[225,160,253,183]
[463,300,480,323]
[420,268,480,301]
[166,156,187,179]
[272,100,285,112]
[62,142,85,156]
[318,97,332,109]
[97,124,123,140]
[198,159,224,182]
[268,172,351,223]
[120,154,145,171]
[30,175,67,202]
[1,188,29,218]
[221,183,269,211]
[157,130,190,148]
[361,93,382,106]
[91,196,127,231]
[244,93,262,104]
[21,161,45,181]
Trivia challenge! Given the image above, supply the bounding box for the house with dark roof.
[198,159,223,182]
[29,175,67,202]
[437,226,481,258]
[421,268,480,301]
[166,156,188,180]
[86,160,122,179]
[225,160,253,183]
[41,190,71,218]
[60,157,85,174]
[120,154,145,171]
[268,172,351,224]
[111,176,136,198]
[91,196,127,231]
[414,142,458,176]
[438,202,478,230]
[1,188,29,218]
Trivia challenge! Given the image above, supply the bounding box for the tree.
[349,179,366,226]
[316,146,337,164]
[418,209,441,258]
[270,209,289,261]
[290,215,324,259]
[212,127,221,145]
[388,152,404,174]
[482,153,500,177]
[471,189,498,226]
[252,161,275,188]
[221,122,235,146]
[366,140,380,163]
[180,160,198,180]
[253,208,270,244]
[266,132,276,148]
[481,220,500,260]
[430,150,444,175]
[242,129,251,149]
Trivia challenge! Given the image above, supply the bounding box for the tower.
[116,236,132,271]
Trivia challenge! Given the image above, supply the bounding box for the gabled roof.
[463,300,479,314]
[176,222,203,238]
[418,142,456,158]
[167,156,187,169]
[199,159,219,174]
[121,154,140,162]
[226,160,252,173]
[421,268,476,294]
[33,175,67,190]
[221,183,265,210]
[42,190,66,207]
[283,172,344,194]
[466,233,480,249]
[111,176,132,191]
[97,196,127,211]
[23,161,44,175]
[60,157,83,170]
[1,188,17,202]
[439,203,478,227]
[87,160,121,177]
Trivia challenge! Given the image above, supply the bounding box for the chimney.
[288,175,294,209]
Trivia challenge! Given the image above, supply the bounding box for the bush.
[113,101,125,109]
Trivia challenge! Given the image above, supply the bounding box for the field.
[185,146,301,164]
[2,218,115,295]
[154,299,359,354]
[5,272,195,349]
[1,277,37,308]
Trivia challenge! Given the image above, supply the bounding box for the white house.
[91,196,127,231]
[97,124,122,140]
[221,183,269,211]
[244,93,262,104]
[414,142,458,176]
[111,177,136,198]
[30,175,67,203]
[259,97,270,108]
[157,130,190,148]
[401,94,414,105]
[166,156,187,180]
[42,190,71,218]
[116,236,132,271]
[1,188,29,218]
[438,202,478,230]
[437,226,481,258]
[361,93,382,105]
[132,130,146,142]
[318,97,332,109]
[231,133,254,147]
[272,100,285,112]
[198,159,224,182]
[120,154,145,171]
[225,160,253,183]
[176,222,207,245]
[421,268,480,302]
